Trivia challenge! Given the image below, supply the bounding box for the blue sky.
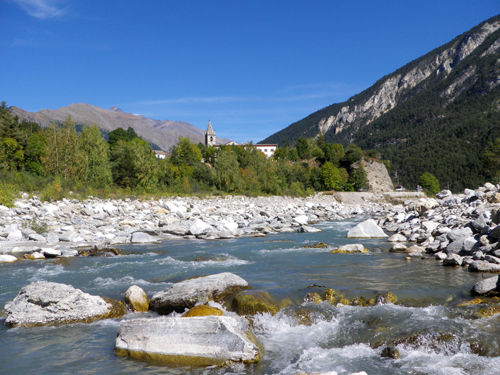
[1,1,499,143]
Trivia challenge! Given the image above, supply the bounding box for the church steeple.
[205,120,216,146]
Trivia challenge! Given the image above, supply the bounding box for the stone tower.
[205,120,216,147]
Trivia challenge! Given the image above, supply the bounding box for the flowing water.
[0,218,499,375]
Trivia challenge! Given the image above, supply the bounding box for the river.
[1,218,498,375]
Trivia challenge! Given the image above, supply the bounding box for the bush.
[419,172,440,196]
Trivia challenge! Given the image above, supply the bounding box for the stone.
[0,254,18,263]
[130,232,157,243]
[347,219,387,238]
[150,272,248,314]
[436,190,452,199]
[24,252,45,260]
[42,248,61,258]
[414,198,439,215]
[4,281,125,327]
[471,275,499,295]
[489,225,500,240]
[448,227,473,242]
[443,253,463,266]
[390,243,407,252]
[294,215,309,225]
[28,233,46,242]
[60,249,78,257]
[124,285,149,312]
[469,261,500,273]
[298,225,321,233]
[388,233,407,242]
[485,255,500,264]
[447,238,467,254]
[59,231,84,242]
[381,346,400,359]
[331,244,369,254]
[7,229,23,241]
[115,316,260,365]
[188,219,212,236]
[182,305,223,317]
[232,292,279,315]
[435,252,447,260]
[406,245,425,257]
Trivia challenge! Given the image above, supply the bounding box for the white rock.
[0,254,18,263]
[347,219,387,238]
[124,285,149,312]
[115,315,259,365]
[7,229,23,241]
[294,215,309,225]
[188,219,212,236]
[333,244,368,253]
[130,232,157,243]
[388,233,407,242]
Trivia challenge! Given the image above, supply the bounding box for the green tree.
[484,138,500,183]
[419,172,440,195]
[170,137,202,166]
[349,166,369,191]
[343,144,363,164]
[111,138,158,188]
[321,162,343,190]
[24,133,47,175]
[78,125,112,187]
[214,149,240,192]
[295,137,311,159]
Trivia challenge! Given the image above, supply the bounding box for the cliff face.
[262,15,500,190]
[360,159,394,193]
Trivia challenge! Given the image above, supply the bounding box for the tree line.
[0,101,379,203]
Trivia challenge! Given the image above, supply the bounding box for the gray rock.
[471,275,499,295]
[391,243,407,252]
[485,255,500,264]
[150,272,248,314]
[293,215,309,225]
[130,232,157,243]
[347,219,387,238]
[59,231,84,242]
[4,281,116,327]
[436,190,452,199]
[448,227,473,242]
[46,232,59,243]
[435,252,447,260]
[446,239,465,254]
[115,316,260,365]
[7,229,23,241]
[388,233,407,242]
[443,253,463,266]
[60,249,78,257]
[28,233,46,242]
[468,261,500,273]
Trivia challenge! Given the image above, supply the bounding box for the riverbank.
[0,193,392,259]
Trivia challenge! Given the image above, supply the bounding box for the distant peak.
[109,106,123,113]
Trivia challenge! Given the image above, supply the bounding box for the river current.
[0,218,499,375]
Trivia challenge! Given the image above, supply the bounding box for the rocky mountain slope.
[262,15,500,191]
[10,103,228,151]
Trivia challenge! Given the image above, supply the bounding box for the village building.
[154,150,167,159]
[204,121,277,158]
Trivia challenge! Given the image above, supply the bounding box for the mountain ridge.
[10,103,229,151]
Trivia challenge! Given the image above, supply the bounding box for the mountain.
[261,15,500,191]
[10,103,229,151]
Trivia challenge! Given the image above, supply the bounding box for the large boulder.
[471,275,499,295]
[4,281,125,327]
[347,219,387,238]
[468,261,500,273]
[188,219,212,236]
[0,254,18,263]
[115,316,260,365]
[150,272,248,314]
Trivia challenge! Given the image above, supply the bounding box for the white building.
[254,144,278,158]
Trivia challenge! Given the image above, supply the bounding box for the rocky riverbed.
[0,193,391,260]
[378,183,500,279]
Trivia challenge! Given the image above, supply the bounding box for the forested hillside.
[262,15,500,191]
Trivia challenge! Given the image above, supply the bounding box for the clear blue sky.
[1,1,499,143]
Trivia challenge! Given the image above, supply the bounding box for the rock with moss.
[304,242,329,248]
[232,292,279,315]
[182,305,223,317]
[124,285,149,312]
[0,254,18,263]
[331,244,369,254]
[115,316,260,365]
[4,281,125,327]
[304,292,323,304]
[150,272,248,314]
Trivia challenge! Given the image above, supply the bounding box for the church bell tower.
[205,120,216,147]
